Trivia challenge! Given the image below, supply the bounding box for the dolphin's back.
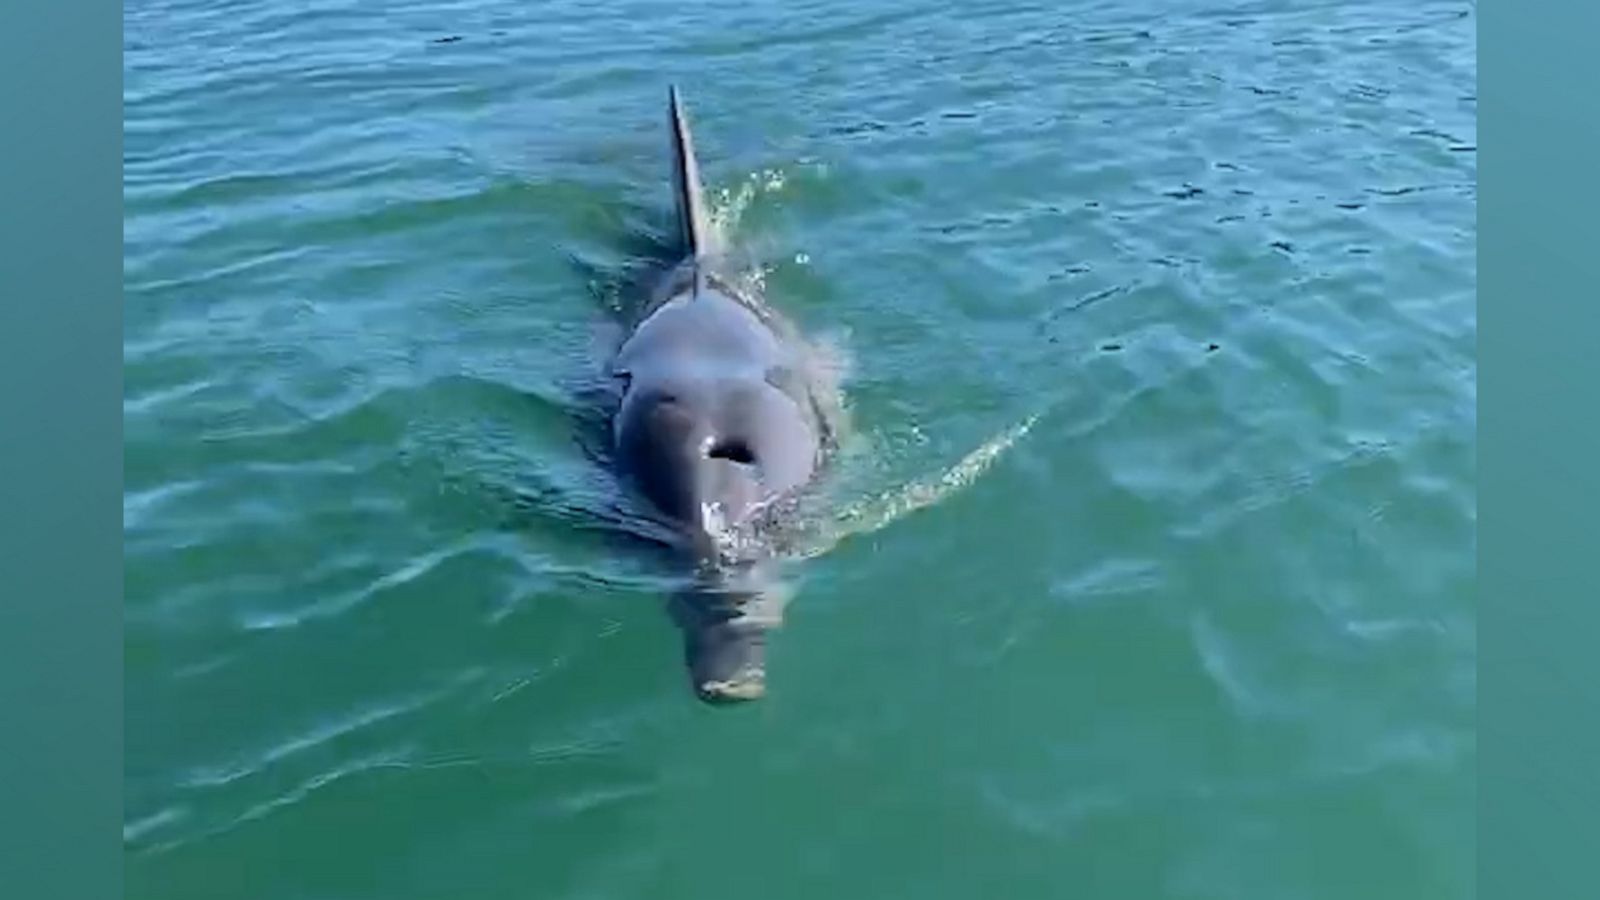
[669,86,713,262]
[615,88,823,533]
[614,285,821,522]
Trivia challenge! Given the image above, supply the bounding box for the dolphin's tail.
[668,85,713,262]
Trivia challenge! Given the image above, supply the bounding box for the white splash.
[795,413,1041,560]
[710,166,789,236]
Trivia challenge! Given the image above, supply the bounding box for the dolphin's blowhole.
[706,437,756,464]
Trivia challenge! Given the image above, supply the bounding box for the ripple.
[228,750,408,827]
[181,693,438,789]
[123,480,207,531]
[234,542,477,633]
[1049,557,1168,607]
[142,749,412,857]
[123,806,190,844]
[1189,611,1286,721]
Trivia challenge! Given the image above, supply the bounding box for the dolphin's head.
[669,586,772,702]
[612,380,806,703]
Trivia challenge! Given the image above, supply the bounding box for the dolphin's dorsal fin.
[669,85,713,271]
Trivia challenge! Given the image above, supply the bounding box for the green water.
[124,0,1476,897]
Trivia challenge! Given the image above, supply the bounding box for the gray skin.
[610,89,825,702]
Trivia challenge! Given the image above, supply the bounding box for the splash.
[710,166,789,237]
[791,413,1041,561]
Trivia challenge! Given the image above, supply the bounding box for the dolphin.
[608,87,832,703]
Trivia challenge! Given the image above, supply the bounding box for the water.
[124,1,1476,897]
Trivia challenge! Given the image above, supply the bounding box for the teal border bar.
[0,0,123,897]
[1482,1,1598,898]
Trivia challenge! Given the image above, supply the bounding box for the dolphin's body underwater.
[608,87,832,702]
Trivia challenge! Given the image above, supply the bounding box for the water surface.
[125,1,1476,897]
